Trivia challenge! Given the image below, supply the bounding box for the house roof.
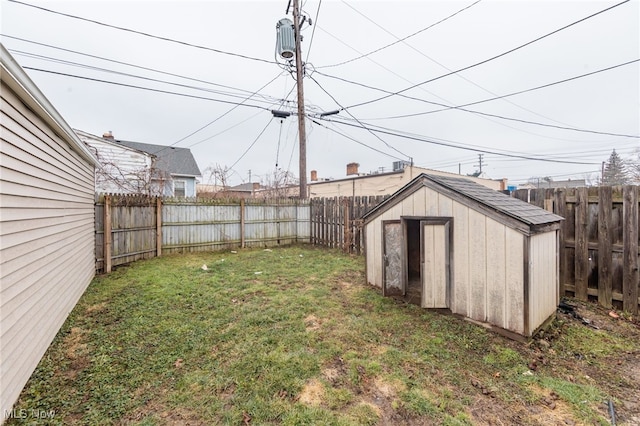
[1,44,98,166]
[115,140,201,177]
[363,174,563,231]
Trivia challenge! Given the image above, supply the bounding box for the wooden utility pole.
[292,0,307,199]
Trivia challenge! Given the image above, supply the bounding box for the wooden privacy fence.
[310,196,387,254]
[512,186,639,314]
[96,195,310,273]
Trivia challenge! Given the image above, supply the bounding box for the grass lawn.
[7,245,640,425]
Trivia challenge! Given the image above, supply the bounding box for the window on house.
[174,180,186,197]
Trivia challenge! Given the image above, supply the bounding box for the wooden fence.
[95,195,310,273]
[512,186,639,314]
[95,188,639,314]
[310,196,387,254]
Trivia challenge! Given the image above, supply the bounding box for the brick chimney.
[310,170,318,182]
[103,131,114,139]
[346,162,360,176]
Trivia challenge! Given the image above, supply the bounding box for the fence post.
[104,195,112,273]
[343,198,351,253]
[622,186,639,314]
[598,187,613,308]
[574,187,589,301]
[156,197,162,257]
[240,199,246,248]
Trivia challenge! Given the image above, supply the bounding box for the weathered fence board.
[513,186,639,314]
[95,196,310,272]
[310,196,387,253]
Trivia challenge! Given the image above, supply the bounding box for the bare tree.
[261,169,298,198]
[628,148,640,184]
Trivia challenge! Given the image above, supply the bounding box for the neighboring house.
[1,44,99,420]
[79,130,201,197]
[308,163,508,198]
[114,136,201,197]
[76,129,157,195]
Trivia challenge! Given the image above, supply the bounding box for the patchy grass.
[6,246,640,425]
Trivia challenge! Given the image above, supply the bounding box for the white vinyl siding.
[0,76,96,418]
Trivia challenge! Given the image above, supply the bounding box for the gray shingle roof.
[424,174,563,225]
[115,140,201,177]
[363,173,563,228]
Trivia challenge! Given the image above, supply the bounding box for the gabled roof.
[363,174,563,233]
[115,140,201,177]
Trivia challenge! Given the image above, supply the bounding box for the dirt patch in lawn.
[299,379,325,406]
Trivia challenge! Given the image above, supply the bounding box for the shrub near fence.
[95,195,310,273]
[512,186,639,314]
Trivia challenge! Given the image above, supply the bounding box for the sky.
[1,0,639,187]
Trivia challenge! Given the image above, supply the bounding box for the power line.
[344,0,631,110]
[8,0,276,65]
[317,116,601,165]
[11,49,284,106]
[304,0,322,63]
[312,58,640,139]
[317,0,482,69]
[308,117,404,161]
[174,71,285,147]
[23,66,275,111]
[229,117,274,170]
[307,73,412,160]
[335,0,581,130]
[3,35,279,101]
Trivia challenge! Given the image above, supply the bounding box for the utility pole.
[292,0,307,199]
[475,153,486,174]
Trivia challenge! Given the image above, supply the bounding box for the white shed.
[363,174,563,339]
[1,45,98,418]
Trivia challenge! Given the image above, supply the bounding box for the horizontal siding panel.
[0,116,94,184]
[1,135,93,192]
[1,87,93,175]
[0,193,94,210]
[0,164,93,199]
[1,244,94,400]
[0,207,93,222]
[0,233,94,342]
[0,222,94,301]
[0,214,93,261]
[0,176,94,204]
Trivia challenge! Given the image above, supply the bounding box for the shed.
[1,44,98,418]
[362,173,564,339]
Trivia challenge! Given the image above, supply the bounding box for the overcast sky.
[2,0,638,186]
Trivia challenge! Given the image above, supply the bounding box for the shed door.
[383,221,404,296]
[421,221,450,308]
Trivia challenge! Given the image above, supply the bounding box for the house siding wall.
[365,185,532,336]
[0,81,95,417]
[310,166,504,198]
[78,136,152,194]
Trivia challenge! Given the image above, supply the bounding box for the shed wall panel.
[529,231,558,332]
[468,210,487,322]
[505,228,525,334]
[0,81,95,417]
[486,219,506,329]
[452,201,469,317]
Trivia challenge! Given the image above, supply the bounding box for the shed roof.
[115,140,201,177]
[363,174,563,230]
